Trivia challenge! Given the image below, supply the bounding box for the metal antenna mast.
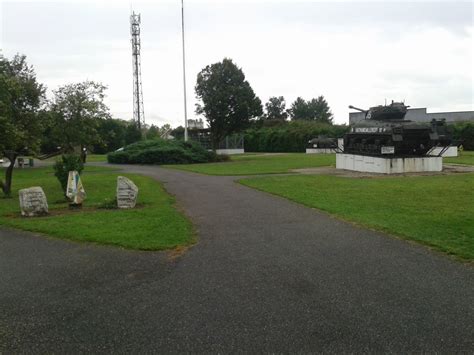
[181,0,189,141]
[130,11,145,131]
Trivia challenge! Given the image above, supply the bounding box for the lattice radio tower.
[130,11,145,130]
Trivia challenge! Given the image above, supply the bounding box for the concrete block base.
[337,138,344,151]
[306,148,337,154]
[336,154,442,174]
[215,148,244,155]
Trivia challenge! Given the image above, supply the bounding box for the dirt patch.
[5,203,145,218]
[291,164,474,178]
[167,244,193,261]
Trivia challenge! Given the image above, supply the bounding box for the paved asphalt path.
[1,164,473,353]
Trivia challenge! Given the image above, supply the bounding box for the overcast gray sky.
[1,0,472,126]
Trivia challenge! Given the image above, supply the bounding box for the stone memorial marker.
[117,176,138,209]
[19,187,49,217]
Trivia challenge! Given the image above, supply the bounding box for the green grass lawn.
[86,154,107,163]
[33,154,107,164]
[444,150,474,165]
[0,166,193,250]
[240,174,474,260]
[166,153,336,175]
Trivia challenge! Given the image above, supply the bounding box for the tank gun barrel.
[348,105,367,113]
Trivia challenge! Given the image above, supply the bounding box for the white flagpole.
[181,0,189,141]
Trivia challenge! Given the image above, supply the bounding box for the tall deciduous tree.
[195,58,262,149]
[264,96,288,120]
[288,97,309,120]
[49,81,111,161]
[92,118,128,153]
[307,96,333,124]
[288,96,333,123]
[0,54,46,196]
[145,125,160,140]
[124,122,142,145]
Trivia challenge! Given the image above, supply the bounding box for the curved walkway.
[1,164,473,352]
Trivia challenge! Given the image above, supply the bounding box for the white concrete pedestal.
[428,146,458,157]
[306,148,337,154]
[336,154,442,174]
[215,148,244,155]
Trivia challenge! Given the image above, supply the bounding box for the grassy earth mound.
[107,139,227,165]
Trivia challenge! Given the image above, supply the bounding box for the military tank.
[344,101,451,156]
[307,135,338,149]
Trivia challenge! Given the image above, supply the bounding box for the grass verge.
[85,154,108,163]
[444,150,474,166]
[0,166,193,250]
[240,173,474,260]
[165,153,335,175]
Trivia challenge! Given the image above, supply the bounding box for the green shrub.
[107,138,228,165]
[452,122,474,150]
[244,121,349,152]
[53,154,84,194]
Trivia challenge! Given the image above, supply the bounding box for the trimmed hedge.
[244,121,349,152]
[244,121,474,153]
[107,139,227,164]
[452,122,474,150]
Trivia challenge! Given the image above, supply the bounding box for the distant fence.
[218,135,244,150]
[189,130,244,151]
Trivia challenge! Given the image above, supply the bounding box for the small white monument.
[117,176,139,209]
[19,187,49,217]
[66,171,86,207]
[306,148,337,154]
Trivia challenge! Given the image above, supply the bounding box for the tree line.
[194,58,334,148]
[0,54,335,196]
[2,53,473,197]
[0,54,144,196]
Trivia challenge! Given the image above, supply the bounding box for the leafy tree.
[264,96,288,120]
[288,97,309,120]
[0,54,46,196]
[124,122,142,145]
[146,125,160,140]
[171,126,185,140]
[49,81,111,162]
[288,96,333,123]
[195,58,263,149]
[144,124,172,140]
[93,118,128,153]
[307,96,333,123]
[39,109,62,154]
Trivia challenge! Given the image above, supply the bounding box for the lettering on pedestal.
[116,176,139,209]
[19,187,49,217]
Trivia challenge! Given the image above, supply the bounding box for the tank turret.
[349,101,409,120]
